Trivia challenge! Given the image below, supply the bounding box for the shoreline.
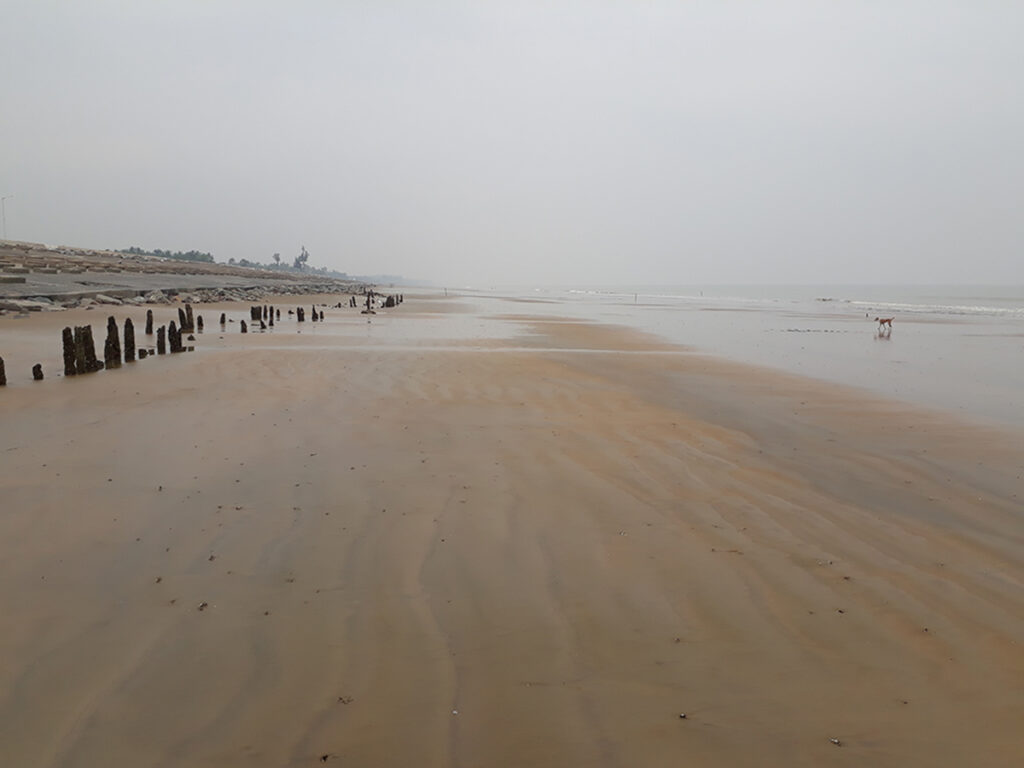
[461,288,1024,429]
[1,291,1021,767]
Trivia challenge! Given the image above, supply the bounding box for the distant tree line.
[119,243,349,279]
[120,246,214,263]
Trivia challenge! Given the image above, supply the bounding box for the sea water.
[468,284,1024,429]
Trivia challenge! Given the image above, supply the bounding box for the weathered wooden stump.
[268,310,274,327]
[384,295,395,308]
[157,326,166,354]
[32,363,44,381]
[139,348,148,359]
[177,307,188,331]
[0,356,5,386]
[124,318,136,362]
[75,325,102,373]
[145,309,154,335]
[260,320,267,331]
[276,308,280,320]
[104,316,122,368]
[262,305,268,320]
[297,308,305,322]
[168,321,183,353]
[72,326,87,372]
[240,320,248,333]
[311,306,318,322]
[62,327,77,376]
[250,306,261,322]
[220,312,226,326]
[185,304,195,333]
[197,315,204,332]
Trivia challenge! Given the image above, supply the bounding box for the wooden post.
[62,327,77,376]
[240,320,248,334]
[220,312,226,326]
[185,303,195,333]
[145,309,154,335]
[157,326,166,354]
[76,326,102,372]
[0,356,5,386]
[73,326,88,372]
[104,316,122,368]
[196,315,204,332]
[32,363,44,381]
[124,318,136,362]
[168,321,182,353]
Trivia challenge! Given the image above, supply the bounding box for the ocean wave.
[847,300,1024,318]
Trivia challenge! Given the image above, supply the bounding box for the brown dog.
[874,316,893,329]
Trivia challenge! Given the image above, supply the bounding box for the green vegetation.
[120,246,214,263]
[119,244,349,279]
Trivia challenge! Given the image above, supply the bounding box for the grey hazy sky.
[2,1,1022,285]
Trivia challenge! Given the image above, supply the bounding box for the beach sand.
[0,294,1021,767]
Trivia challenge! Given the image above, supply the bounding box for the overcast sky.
[2,1,1021,285]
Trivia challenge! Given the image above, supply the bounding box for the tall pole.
[0,195,12,241]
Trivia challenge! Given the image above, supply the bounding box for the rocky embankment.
[0,239,365,313]
[1,283,361,313]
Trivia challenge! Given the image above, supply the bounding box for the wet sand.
[0,294,1021,767]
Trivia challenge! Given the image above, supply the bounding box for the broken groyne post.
[168,321,183,353]
[196,315,204,332]
[104,316,122,369]
[145,309,154,335]
[185,303,195,333]
[240,320,248,334]
[75,325,102,373]
[32,363,44,381]
[62,327,77,376]
[157,326,166,354]
[124,318,136,362]
[0,356,5,386]
[220,312,226,326]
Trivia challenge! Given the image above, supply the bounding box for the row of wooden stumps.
[0,304,202,384]
[62,309,199,378]
[345,292,403,314]
[238,304,329,329]
[1,297,396,384]
[244,305,284,331]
